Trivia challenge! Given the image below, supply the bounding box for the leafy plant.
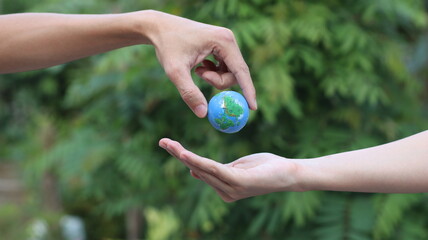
[1,0,428,239]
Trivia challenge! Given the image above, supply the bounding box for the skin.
[0,10,257,117]
[159,130,428,202]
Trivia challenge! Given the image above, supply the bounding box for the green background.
[1,0,428,239]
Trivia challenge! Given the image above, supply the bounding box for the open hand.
[159,138,302,202]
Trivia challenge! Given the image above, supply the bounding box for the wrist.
[291,158,323,192]
[273,157,314,192]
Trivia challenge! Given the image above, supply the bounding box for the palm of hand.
[221,153,298,200]
[159,138,299,202]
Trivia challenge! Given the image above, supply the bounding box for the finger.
[198,174,235,202]
[161,139,233,197]
[159,137,176,152]
[212,186,236,203]
[215,38,257,110]
[159,138,172,150]
[160,138,236,185]
[211,72,237,90]
[159,138,195,170]
[159,138,175,154]
[201,59,228,73]
[165,65,207,118]
[165,148,180,159]
[202,59,217,71]
[160,138,187,158]
[161,139,235,201]
[159,138,213,179]
[190,170,201,179]
[180,150,235,184]
[194,66,210,77]
[223,55,257,110]
[195,68,236,90]
[197,171,234,193]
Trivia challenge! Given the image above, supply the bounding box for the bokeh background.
[1,0,428,239]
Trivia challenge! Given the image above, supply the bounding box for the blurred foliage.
[1,0,428,239]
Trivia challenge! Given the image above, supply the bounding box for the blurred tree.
[1,0,428,239]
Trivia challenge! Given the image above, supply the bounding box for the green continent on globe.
[213,96,244,130]
[214,114,235,130]
[223,96,244,117]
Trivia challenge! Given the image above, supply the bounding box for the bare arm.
[300,130,428,193]
[159,130,428,202]
[0,10,257,117]
[0,13,146,73]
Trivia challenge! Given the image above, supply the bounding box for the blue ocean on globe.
[207,91,250,133]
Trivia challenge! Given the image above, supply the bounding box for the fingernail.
[253,99,258,110]
[195,104,207,118]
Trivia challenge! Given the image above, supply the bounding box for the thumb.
[166,66,207,118]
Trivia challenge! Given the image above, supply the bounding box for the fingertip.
[194,104,207,118]
[168,139,181,150]
[243,91,257,110]
[168,68,207,118]
[250,99,258,110]
[159,138,169,148]
[181,88,207,118]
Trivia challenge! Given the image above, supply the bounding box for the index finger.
[218,41,257,110]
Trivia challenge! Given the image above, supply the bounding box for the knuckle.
[237,64,250,75]
[165,65,182,80]
[180,87,197,102]
[219,74,236,90]
[215,80,228,90]
[208,165,218,175]
[230,64,250,80]
[241,64,250,74]
[215,27,236,43]
[178,151,186,160]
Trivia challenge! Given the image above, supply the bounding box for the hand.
[159,138,302,202]
[0,10,256,116]
[146,11,257,118]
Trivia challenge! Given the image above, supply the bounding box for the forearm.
[0,11,156,73]
[297,130,428,193]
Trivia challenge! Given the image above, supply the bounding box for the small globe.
[207,91,250,133]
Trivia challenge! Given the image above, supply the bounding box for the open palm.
[159,138,302,202]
